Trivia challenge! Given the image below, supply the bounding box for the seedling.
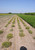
[19,32,25,37]
[10,28,13,31]
[19,29,23,32]
[26,26,30,29]
[0,30,3,34]
[5,24,8,27]
[12,24,15,27]
[33,37,35,39]
[24,24,26,26]
[5,17,14,27]
[2,42,12,48]
[19,26,21,29]
[28,30,32,34]
[7,33,13,41]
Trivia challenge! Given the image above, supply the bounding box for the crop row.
[5,17,14,27]
[19,17,32,34]
[17,17,25,37]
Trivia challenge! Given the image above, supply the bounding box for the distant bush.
[24,13,35,15]
[2,42,12,48]
[0,30,3,34]
[8,12,12,14]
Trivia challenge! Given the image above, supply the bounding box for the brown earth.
[0,15,35,50]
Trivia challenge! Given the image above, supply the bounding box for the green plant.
[0,30,3,34]
[12,20,15,24]
[10,29,13,31]
[19,26,21,29]
[23,22,25,24]
[33,37,35,39]
[12,18,15,24]
[12,24,15,27]
[5,17,14,27]
[7,33,13,41]
[26,26,30,29]
[19,29,23,32]
[28,30,32,34]
[24,24,26,26]
[5,24,8,27]
[2,42,12,48]
[19,32,25,37]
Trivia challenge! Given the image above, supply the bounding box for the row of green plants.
[19,17,32,34]
[10,17,16,32]
[2,18,16,48]
[0,30,3,34]
[5,17,14,27]
[12,18,16,27]
[17,17,25,37]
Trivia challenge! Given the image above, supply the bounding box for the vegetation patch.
[20,18,26,26]
[19,33,25,37]
[0,30,3,34]
[18,25,21,29]
[7,33,13,40]
[19,29,23,32]
[33,37,35,39]
[10,28,13,31]
[28,30,32,34]
[23,24,26,26]
[2,42,12,48]
[18,14,35,28]
[12,24,15,27]
[5,24,8,27]
[26,26,30,29]
[5,17,14,27]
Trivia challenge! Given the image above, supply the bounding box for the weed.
[26,26,30,29]
[0,30,3,34]
[28,30,32,34]
[10,28,13,31]
[19,29,23,32]
[7,33,13,41]
[19,32,25,37]
[33,37,35,39]
[12,24,15,27]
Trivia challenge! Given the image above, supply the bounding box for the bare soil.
[0,15,35,50]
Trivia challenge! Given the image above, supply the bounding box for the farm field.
[0,14,35,50]
[18,14,35,28]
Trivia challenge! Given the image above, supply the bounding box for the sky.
[0,0,35,13]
